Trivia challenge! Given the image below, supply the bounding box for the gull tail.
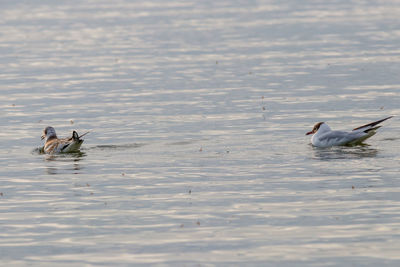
[78,131,90,139]
[353,116,393,132]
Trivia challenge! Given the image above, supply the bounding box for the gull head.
[306,122,325,135]
[41,126,57,141]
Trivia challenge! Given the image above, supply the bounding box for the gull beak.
[305,131,313,136]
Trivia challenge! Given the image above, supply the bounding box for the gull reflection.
[311,144,378,161]
[43,151,86,175]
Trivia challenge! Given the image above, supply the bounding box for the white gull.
[306,116,393,147]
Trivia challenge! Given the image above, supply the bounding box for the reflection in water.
[43,151,86,175]
[44,151,86,161]
[45,166,58,175]
[311,145,378,160]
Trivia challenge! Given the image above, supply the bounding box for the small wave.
[381,137,400,141]
[167,140,197,146]
[32,146,45,154]
[86,143,146,151]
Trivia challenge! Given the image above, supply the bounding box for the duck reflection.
[311,144,378,160]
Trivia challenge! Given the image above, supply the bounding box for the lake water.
[1,0,400,266]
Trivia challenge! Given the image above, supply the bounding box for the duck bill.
[41,134,45,140]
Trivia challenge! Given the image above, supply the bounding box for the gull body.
[306,116,392,148]
[41,126,85,154]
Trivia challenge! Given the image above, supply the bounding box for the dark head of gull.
[306,122,324,135]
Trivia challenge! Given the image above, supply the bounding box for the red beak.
[305,131,313,135]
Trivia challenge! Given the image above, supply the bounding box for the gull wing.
[317,130,366,147]
[353,116,393,132]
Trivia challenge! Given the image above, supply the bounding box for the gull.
[41,126,88,154]
[306,116,393,147]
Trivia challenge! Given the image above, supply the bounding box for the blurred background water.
[0,0,399,266]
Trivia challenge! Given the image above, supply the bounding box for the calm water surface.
[1,0,400,266]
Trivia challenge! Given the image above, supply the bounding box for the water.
[1,0,400,266]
